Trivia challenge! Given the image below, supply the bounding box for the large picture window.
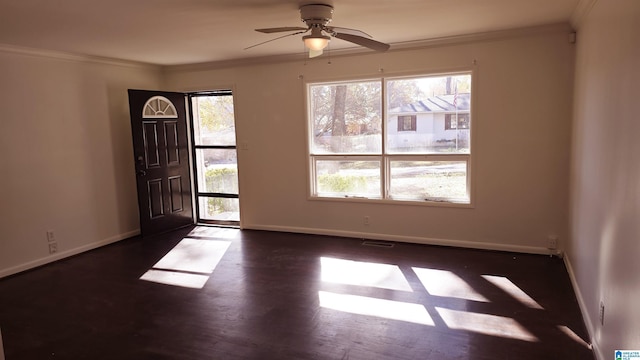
[308,72,472,204]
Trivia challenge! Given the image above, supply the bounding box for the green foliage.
[387,79,425,109]
[195,96,235,131]
[318,173,367,193]
[206,197,239,216]
[311,81,383,136]
[204,167,239,216]
[207,197,224,215]
[205,167,238,193]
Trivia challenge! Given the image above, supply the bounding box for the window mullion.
[381,77,388,199]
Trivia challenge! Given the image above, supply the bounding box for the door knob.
[137,169,147,176]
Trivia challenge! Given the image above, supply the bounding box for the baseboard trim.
[244,224,554,255]
[563,255,602,360]
[0,229,140,279]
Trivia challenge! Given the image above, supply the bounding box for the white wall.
[0,48,161,277]
[164,26,575,254]
[569,0,640,359]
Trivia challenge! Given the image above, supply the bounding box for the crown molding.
[389,22,572,51]
[1,22,574,73]
[164,22,573,73]
[0,43,160,70]
[571,0,599,29]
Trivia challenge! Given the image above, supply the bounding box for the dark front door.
[128,90,193,236]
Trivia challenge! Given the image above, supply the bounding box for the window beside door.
[191,92,240,225]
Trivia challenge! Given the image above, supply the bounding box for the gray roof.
[391,93,470,113]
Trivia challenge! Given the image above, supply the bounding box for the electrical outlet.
[364,216,370,226]
[547,235,558,250]
[46,231,55,243]
[599,301,605,326]
[48,242,58,254]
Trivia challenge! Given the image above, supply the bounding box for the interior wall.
[569,0,640,359]
[164,26,575,254]
[0,49,161,277]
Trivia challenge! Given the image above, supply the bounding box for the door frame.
[187,90,240,227]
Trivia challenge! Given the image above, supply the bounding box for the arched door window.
[143,96,178,118]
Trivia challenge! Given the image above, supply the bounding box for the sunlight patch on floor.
[481,275,544,309]
[318,291,434,326]
[321,257,413,292]
[140,238,231,289]
[413,267,489,302]
[187,227,240,239]
[140,269,210,289]
[436,307,538,342]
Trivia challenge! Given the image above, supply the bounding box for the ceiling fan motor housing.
[300,4,334,26]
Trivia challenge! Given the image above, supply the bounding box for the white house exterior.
[387,93,470,153]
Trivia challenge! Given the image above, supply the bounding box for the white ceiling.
[0,0,580,66]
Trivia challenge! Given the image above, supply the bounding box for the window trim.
[306,70,474,207]
[397,115,417,132]
[445,113,470,130]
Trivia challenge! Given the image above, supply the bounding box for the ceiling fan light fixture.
[303,34,330,51]
[249,3,390,55]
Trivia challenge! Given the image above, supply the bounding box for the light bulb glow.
[303,36,330,51]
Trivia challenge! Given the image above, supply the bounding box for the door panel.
[128,90,193,236]
[165,121,180,165]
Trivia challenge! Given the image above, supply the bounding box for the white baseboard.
[563,255,602,360]
[244,224,555,255]
[0,229,140,279]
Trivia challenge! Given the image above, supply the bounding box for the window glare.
[315,160,381,198]
[310,81,382,154]
[390,161,468,201]
[387,74,471,154]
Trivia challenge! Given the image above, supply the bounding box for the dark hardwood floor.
[0,227,593,359]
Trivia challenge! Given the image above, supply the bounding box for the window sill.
[308,195,473,208]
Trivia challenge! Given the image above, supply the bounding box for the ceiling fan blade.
[309,49,323,58]
[333,33,391,52]
[244,30,308,50]
[325,26,372,39]
[256,27,308,34]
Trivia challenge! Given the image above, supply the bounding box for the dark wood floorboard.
[0,227,594,359]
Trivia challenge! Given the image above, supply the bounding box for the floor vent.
[362,240,395,248]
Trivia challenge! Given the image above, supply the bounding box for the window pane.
[389,161,468,202]
[309,81,382,154]
[316,160,381,198]
[192,95,236,146]
[196,149,238,193]
[387,74,471,154]
[199,197,239,221]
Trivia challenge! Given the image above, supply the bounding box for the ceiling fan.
[246,4,391,58]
